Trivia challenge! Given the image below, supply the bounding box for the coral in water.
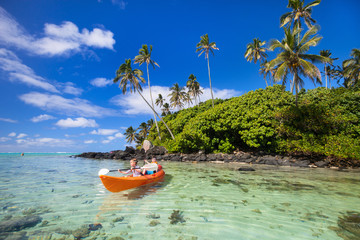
[169,210,186,224]
[149,220,160,227]
[112,216,125,223]
[88,223,102,231]
[330,211,360,240]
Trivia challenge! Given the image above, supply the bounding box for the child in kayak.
[143,157,158,175]
[118,159,142,177]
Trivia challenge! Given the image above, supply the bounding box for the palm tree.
[155,94,165,108]
[320,50,338,88]
[196,34,219,108]
[113,59,175,139]
[147,119,154,129]
[259,60,274,87]
[244,38,268,64]
[168,83,187,110]
[124,126,137,144]
[280,0,321,29]
[161,103,171,116]
[138,122,149,139]
[134,44,161,140]
[343,48,360,88]
[184,93,193,108]
[268,25,331,106]
[186,74,202,106]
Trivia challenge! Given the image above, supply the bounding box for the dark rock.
[294,160,310,167]
[169,210,185,224]
[146,146,168,156]
[197,154,207,161]
[124,146,135,154]
[89,223,102,231]
[314,161,329,168]
[114,151,130,159]
[0,215,42,232]
[238,167,255,171]
[262,156,279,166]
[206,154,217,161]
[72,225,90,239]
[241,153,252,160]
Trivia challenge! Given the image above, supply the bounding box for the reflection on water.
[0,154,359,240]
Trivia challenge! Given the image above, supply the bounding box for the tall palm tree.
[134,44,161,140]
[113,59,175,139]
[155,94,165,108]
[124,126,137,144]
[186,74,201,106]
[161,103,171,116]
[268,25,331,106]
[168,83,187,110]
[319,50,338,88]
[147,118,154,129]
[280,0,321,29]
[343,48,360,88]
[244,38,268,64]
[196,34,219,108]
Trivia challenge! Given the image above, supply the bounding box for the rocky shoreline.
[74,146,359,169]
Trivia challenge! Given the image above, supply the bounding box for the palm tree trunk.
[207,57,215,108]
[147,63,161,141]
[294,74,298,107]
[324,64,328,89]
[137,89,175,140]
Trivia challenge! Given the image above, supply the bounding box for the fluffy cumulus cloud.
[110,85,240,115]
[90,77,113,87]
[30,114,55,123]
[84,140,97,144]
[0,7,115,56]
[8,132,16,137]
[15,137,74,148]
[90,129,119,135]
[55,117,98,128]
[17,133,28,138]
[19,92,117,117]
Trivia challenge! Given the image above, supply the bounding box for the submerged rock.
[88,223,102,231]
[72,225,90,239]
[169,210,186,224]
[238,167,255,171]
[149,220,160,227]
[0,215,42,232]
[331,211,360,240]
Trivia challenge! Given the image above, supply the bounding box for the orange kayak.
[99,169,165,192]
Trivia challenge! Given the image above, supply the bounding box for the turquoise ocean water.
[0,153,359,240]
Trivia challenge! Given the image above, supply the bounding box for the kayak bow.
[99,168,165,192]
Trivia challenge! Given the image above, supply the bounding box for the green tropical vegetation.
[115,0,359,163]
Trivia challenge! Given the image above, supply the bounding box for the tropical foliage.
[147,85,360,161]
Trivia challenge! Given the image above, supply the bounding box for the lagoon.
[0,153,359,239]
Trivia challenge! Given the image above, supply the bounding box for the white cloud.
[15,137,74,147]
[0,7,115,56]
[17,133,28,138]
[90,77,113,87]
[0,137,10,142]
[111,0,127,9]
[61,82,83,96]
[84,140,97,144]
[0,117,18,123]
[31,114,55,123]
[55,117,98,128]
[110,85,240,115]
[90,129,119,135]
[102,132,124,144]
[8,132,16,137]
[19,92,117,117]
[0,48,59,92]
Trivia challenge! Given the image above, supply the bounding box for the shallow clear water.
[0,153,359,240]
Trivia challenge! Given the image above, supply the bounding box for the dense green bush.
[147,85,360,161]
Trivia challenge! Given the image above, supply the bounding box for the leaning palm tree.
[244,38,268,64]
[134,44,161,140]
[155,94,165,108]
[196,34,219,108]
[147,118,154,129]
[113,59,175,139]
[168,83,187,111]
[280,0,321,29]
[124,126,138,144]
[268,25,332,106]
[343,48,360,88]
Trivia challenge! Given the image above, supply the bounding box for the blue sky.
[0,0,359,153]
